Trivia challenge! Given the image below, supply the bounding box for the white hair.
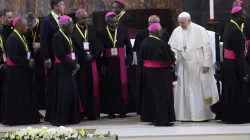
[178,12,191,20]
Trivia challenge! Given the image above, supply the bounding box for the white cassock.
[168,22,219,121]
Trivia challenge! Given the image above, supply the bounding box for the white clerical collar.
[118,10,125,16]
[52,11,61,19]
[77,23,86,29]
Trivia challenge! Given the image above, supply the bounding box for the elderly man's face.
[107,17,118,30]
[77,12,88,26]
[178,17,190,30]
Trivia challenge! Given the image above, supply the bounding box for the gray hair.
[148,15,160,23]
[59,18,72,28]
[23,12,36,23]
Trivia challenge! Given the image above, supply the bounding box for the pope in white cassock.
[168,12,219,121]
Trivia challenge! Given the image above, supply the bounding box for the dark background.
[181,0,234,34]
[92,0,234,35]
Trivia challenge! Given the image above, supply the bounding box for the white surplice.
[168,22,219,121]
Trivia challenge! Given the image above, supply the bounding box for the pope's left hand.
[202,67,209,74]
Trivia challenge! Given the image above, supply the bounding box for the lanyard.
[230,20,242,32]
[59,29,73,51]
[76,24,88,41]
[51,12,59,27]
[231,20,247,52]
[32,19,39,42]
[106,26,117,48]
[0,36,4,53]
[149,35,160,40]
[241,23,244,32]
[14,29,29,51]
[118,11,126,21]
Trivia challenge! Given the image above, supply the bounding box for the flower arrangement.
[1,126,116,140]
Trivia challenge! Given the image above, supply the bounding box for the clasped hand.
[32,42,40,52]
[72,64,80,76]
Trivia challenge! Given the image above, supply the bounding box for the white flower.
[30,130,37,137]
[10,134,15,140]
[24,136,29,140]
[26,127,33,130]
[59,126,66,129]
[72,133,78,138]
[16,131,25,138]
[4,126,113,140]
[39,133,43,137]
[41,126,48,130]
[87,134,94,138]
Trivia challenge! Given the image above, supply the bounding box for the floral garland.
[1,126,116,140]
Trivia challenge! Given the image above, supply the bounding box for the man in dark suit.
[112,0,134,28]
[0,8,13,43]
[40,0,65,122]
[24,12,46,112]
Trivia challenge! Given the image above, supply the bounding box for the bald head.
[233,0,244,7]
[14,17,28,33]
[148,15,160,25]
[178,12,191,30]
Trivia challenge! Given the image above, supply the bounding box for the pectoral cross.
[183,46,187,52]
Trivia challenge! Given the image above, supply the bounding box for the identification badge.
[2,53,6,62]
[71,52,76,60]
[83,42,89,51]
[111,48,118,56]
[27,51,31,59]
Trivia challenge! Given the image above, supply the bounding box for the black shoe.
[120,114,127,118]
[198,120,209,122]
[148,122,154,125]
[154,123,174,127]
[87,117,96,120]
[108,114,115,119]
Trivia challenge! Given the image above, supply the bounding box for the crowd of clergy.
[0,0,248,126]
